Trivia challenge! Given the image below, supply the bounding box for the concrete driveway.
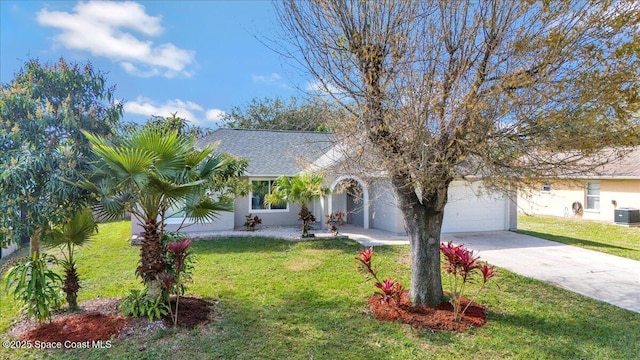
[345,227,640,313]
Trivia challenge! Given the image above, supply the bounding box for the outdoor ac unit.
[614,208,640,226]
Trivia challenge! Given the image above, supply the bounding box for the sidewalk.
[343,226,640,313]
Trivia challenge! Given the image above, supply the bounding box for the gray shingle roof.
[197,129,335,176]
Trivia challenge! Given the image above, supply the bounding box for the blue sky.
[1,1,316,127]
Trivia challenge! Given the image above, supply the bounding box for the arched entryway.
[328,175,369,229]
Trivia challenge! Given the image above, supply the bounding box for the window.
[586,182,600,211]
[251,180,287,211]
[541,183,551,192]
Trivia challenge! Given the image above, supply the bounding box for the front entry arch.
[328,175,369,229]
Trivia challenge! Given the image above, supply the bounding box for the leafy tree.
[43,208,98,310]
[277,0,640,305]
[221,96,345,131]
[0,58,122,256]
[265,173,330,237]
[121,113,215,140]
[79,127,247,294]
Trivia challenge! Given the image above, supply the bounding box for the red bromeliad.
[164,238,192,327]
[480,263,496,284]
[166,238,192,273]
[440,241,496,321]
[355,247,403,303]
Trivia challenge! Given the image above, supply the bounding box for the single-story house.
[132,129,517,236]
[518,147,640,224]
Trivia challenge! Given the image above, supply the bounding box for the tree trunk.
[137,218,165,288]
[63,260,80,311]
[396,190,445,307]
[30,227,40,258]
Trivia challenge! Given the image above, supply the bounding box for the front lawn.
[517,214,640,261]
[1,220,639,359]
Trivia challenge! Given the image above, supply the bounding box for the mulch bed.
[368,291,486,331]
[17,296,215,346]
[164,296,214,329]
[19,313,127,343]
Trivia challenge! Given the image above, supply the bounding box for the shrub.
[244,214,262,231]
[440,241,496,321]
[120,288,169,322]
[355,247,403,303]
[325,211,345,236]
[164,237,194,327]
[3,252,63,324]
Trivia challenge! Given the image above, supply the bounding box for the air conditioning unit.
[614,208,640,226]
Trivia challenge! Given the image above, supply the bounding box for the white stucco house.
[132,129,517,237]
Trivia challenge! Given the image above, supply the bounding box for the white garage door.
[441,181,508,233]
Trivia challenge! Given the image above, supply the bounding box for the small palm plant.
[265,173,330,237]
[78,127,244,295]
[43,208,98,310]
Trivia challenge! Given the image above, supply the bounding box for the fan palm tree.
[43,208,97,310]
[78,127,240,294]
[265,173,330,237]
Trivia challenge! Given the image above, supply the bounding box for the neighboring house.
[132,129,517,236]
[518,147,640,223]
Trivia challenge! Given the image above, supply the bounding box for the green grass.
[2,220,640,359]
[517,214,640,260]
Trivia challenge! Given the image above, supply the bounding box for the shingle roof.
[591,147,640,178]
[197,129,335,176]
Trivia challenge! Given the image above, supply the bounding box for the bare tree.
[276,0,640,306]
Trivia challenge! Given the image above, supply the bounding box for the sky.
[1,0,317,127]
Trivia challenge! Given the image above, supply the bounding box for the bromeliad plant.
[164,237,193,327]
[355,247,403,304]
[440,241,496,321]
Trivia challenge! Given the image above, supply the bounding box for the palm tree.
[43,208,97,310]
[78,127,242,294]
[265,173,330,237]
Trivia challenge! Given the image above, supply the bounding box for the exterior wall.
[519,179,640,222]
[131,211,235,236]
[234,194,303,227]
[0,242,18,259]
[369,182,405,234]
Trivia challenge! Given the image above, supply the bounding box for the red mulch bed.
[20,313,127,343]
[368,291,486,331]
[18,296,214,345]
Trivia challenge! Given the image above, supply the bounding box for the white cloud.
[205,109,226,122]
[37,1,195,78]
[306,80,343,96]
[251,73,282,84]
[124,96,225,126]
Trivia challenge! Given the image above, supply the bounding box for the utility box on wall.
[614,208,640,226]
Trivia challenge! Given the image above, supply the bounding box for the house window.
[251,180,287,211]
[541,183,551,192]
[586,182,600,211]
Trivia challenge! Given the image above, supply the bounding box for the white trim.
[585,181,601,211]
[329,175,369,229]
